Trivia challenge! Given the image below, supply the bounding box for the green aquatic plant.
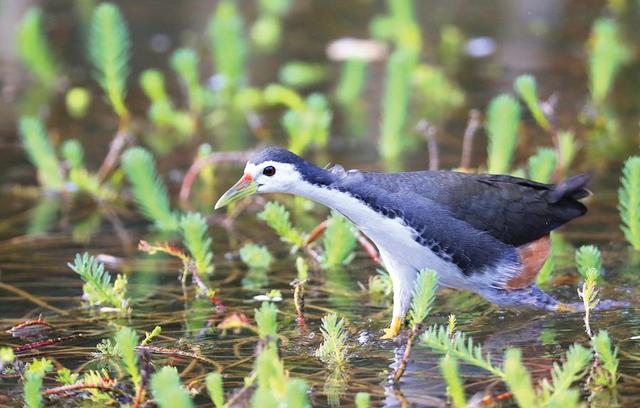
[296,256,309,281]
[528,147,557,183]
[439,25,465,73]
[440,355,466,408]
[141,325,162,346]
[379,49,415,161]
[371,0,421,54]
[65,87,92,118]
[588,18,630,105]
[592,330,619,388]
[558,130,579,172]
[180,212,214,276]
[89,2,131,122]
[239,243,273,270]
[355,392,370,408]
[258,201,306,250]
[115,327,142,395]
[316,313,349,367]
[413,64,465,124]
[279,61,328,89]
[421,325,503,377]
[618,156,640,250]
[263,83,304,110]
[503,348,536,408]
[61,139,84,170]
[122,147,179,231]
[18,116,65,190]
[336,58,368,105]
[24,358,53,408]
[209,0,247,95]
[575,245,602,279]
[206,372,225,408]
[68,252,129,313]
[150,366,194,408]
[251,0,292,51]
[578,265,600,338]
[171,48,207,114]
[514,75,551,131]
[17,7,60,86]
[0,347,14,370]
[368,268,393,297]
[140,69,175,125]
[252,344,310,408]
[282,93,332,154]
[409,269,438,329]
[542,344,592,404]
[394,269,438,382]
[255,302,279,340]
[322,212,357,269]
[486,94,521,174]
[536,233,559,286]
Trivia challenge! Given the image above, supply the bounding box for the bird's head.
[214,147,316,209]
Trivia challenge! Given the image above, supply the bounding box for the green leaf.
[486,94,521,174]
[316,313,349,367]
[18,116,64,190]
[322,211,357,269]
[24,358,53,408]
[588,18,630,104]
[528,147,557,183]
[380,49,416,160]
[239,243,272,270]
[208,0,247,94]
[122,147,179,231]
[440,355,466,408]
[150,366,194,408]
[89,3,131,118]
[592,330,619,387]
[206,372,225,408]
[514,75,550,131]
[258,201,306,249]
[171,48,207,114]
[68,252,129,312]
[255,302,279,340]
[180,212,214,275]
[618,156,640,250]
[115,327,142,391]
[17,8,60,85]
[421,325,503,377]
[503,348,537,408]
[409,269,438,329]
[575,245,602,281]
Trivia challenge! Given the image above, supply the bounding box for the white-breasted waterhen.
[215,147,625,338]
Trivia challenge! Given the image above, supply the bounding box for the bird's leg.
[381,316,403,339]
[379,251,417,339]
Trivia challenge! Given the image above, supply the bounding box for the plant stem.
[459,109,480,170]
[392,327,419,383]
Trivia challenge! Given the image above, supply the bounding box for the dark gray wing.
[346,171,589,247]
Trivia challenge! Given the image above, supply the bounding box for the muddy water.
[1,0,640,407]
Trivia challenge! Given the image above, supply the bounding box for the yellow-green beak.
[214,174,258,210]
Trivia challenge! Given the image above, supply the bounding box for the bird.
[214,147,612,338]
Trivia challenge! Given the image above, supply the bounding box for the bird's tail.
[548,173,591,203]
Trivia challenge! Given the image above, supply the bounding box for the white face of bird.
[214,160,302,209]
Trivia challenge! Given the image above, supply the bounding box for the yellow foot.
[556,303,577,312]
[381,316,403,339]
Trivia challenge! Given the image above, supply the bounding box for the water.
[1,0,640,406]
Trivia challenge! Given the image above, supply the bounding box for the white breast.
[290,182,470,290]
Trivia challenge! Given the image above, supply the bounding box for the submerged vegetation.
[3,0,640,406]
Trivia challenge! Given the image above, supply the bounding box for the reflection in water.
[27,196,60,235]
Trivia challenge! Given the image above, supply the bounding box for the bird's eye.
[263,166,276,177]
